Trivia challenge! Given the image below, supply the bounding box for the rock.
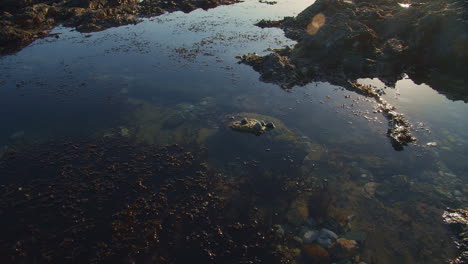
[443,209,468,234]
[252,121,263,132]
[242,0,468,102]
[292,236,303,246]
[443,209,468,264]
[266,122,276,129]
[363,182,378,197]
[342,231,367,242]
[375,174,410,202]
[0,0,242,55]
[68,0,139,9]
[291,247,302,257]
[120,127,130,137]
[302,244,330,263]
[316,228,338,248]
[229,117,274,135]
[241,0,467,151]
[387,121,417,150]
[286,197,309,226]
[273,224,285,238]
[239,52,300,88]
[330,238,358,259]
[303,230,319,244]
[321,217,344,234]
[306,217,317,228]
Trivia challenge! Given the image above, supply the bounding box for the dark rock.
[375,174,411,202]
[329,238,359,259]
[302,229,319,244]
[242,0,468,102]
[266,122,276,129]
[443,209,468,264]
[0,0,242,55]
[229,117,268,135]
[302,244,331,263]
[316,228,338,248]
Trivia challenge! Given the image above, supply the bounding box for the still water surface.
[0,0,466,263]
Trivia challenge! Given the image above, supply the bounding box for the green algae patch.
[225,112,330,169]
[117,98,219,146]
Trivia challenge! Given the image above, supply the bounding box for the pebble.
[364,182,377,196]
[293,236,303,245]
[302,244,330,262]
[273,224,285,237]
[306,217,317,228]
[303,230,319,244]
[316,228,338,248]
[253,122,263,132]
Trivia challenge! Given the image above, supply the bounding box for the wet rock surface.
[244,0,467,101]
[348,81,416,150]
[0,0,240,55]
[241,0,467,149]
[443,209,468,264]
[228,116,276,135]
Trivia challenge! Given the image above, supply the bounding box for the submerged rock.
[273,224,285,238]
[330,238,358,259]
[302,244,330,263]
[229,117,275,135]
[286,196,309,226]
[375,174,411,202]
[239,52,301,89]
[303,230,319,244]
[363,182,378,197]
[316,228,338,248]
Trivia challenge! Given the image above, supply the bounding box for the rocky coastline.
[244,0,467,101]
[0,0,240,55]
[240,0,467,149]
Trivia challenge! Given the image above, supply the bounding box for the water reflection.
[0,0,466,263]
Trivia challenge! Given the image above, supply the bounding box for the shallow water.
[0,0,467,263]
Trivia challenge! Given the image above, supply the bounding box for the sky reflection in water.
[0,0,466,263]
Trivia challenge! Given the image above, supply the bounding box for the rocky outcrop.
[241,0,467,149]
[0,0,241,55]
[443,209,468,264]
[239,52,303,89]
[228,117,276,135]
[243,0,468,101]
